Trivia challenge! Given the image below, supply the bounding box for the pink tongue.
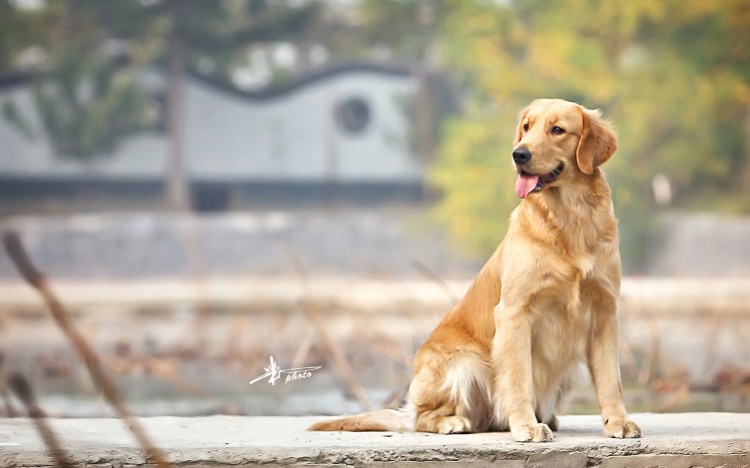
[515,174,539,199]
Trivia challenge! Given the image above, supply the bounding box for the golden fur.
[309,99,642,442]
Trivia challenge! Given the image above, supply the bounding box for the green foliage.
[0,0,46,73]
[307,0,443,63]
[431,0,750,270]
[30,51,151,159]
[429,109,519,255]
[2,100,36,140]
[358,0,443,61]
[2,0,321,161]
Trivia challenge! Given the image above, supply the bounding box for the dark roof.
[0,71,32,89]
[0,62,414,100]
[187,61,415,101]
[0,62,415,99]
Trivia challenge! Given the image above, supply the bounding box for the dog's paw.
[436,415,472,434]
[604,417,642,439]
[511,422,554,442]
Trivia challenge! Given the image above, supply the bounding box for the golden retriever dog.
[310,99,642,442]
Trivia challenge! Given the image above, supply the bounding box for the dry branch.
[8,372,74,468]
[286,246,370,411]
[2,231,171,468]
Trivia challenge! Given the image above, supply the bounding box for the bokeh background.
[0,0,748,418]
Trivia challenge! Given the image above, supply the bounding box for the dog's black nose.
[512,146,532,164]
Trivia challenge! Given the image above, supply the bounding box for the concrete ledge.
[1,413,749,467]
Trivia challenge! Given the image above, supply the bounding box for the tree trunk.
[165,12,189,211]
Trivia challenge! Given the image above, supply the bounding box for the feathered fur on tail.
[309,407,415,432]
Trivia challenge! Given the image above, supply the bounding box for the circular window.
[335,96,371,135]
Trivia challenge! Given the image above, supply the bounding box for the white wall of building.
[0,67,422,183]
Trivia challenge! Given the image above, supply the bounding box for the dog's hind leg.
[409,347,493,434]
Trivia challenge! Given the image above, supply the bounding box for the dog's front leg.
[493,301,553,442]
[588,300,642,439]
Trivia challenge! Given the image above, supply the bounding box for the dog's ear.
[514,105,530,145]
[575,107,617,175]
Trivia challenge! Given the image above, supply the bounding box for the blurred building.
[0,63,431,210]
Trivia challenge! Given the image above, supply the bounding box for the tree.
[3,0,321,210]
[151,0,320,209]
[3,2,157,160]
[308,0,444,64]
[430,0,750,271]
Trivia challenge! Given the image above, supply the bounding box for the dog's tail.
[309,407,414,432]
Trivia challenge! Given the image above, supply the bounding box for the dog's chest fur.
[503,184,620,369]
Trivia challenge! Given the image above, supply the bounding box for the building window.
[335,96,371,135]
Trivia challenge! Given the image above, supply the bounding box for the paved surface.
[1,413,749,467]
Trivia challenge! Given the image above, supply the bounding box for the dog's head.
[511,99,617,199]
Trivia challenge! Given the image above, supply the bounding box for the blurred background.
[0,0,748,419]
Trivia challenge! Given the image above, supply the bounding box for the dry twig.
[8,372,74,468]
[3,231,171,468]
[286,246,370,411]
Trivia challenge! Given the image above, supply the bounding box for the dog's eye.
[522,123,529,132]
[551,126,565,135]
